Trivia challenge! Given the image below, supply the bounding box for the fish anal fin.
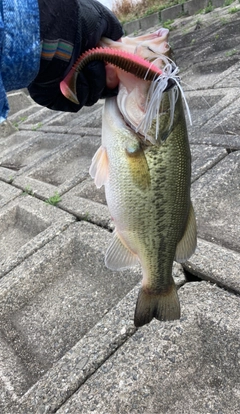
[105,230,139,270]
[134,284,180,327]
[175,202,197,263]
[89,146,109,189]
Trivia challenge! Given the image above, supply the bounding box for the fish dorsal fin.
[105,230,139,270]
[175,202,197,263]
[89,146,108,189]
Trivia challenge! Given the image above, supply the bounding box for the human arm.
[28,0,123,112]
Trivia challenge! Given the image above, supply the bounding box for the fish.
[89,29,197,327]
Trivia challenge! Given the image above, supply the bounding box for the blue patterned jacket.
[0,0,40,122]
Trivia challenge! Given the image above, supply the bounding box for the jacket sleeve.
[0,0,41,122]
[28,0,123,112]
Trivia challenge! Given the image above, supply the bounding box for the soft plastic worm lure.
[60,47,164,104]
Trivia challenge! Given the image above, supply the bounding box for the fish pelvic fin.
[175,201,197,263]
[105,230,139,270]
[89,146,109,189]
[134,284,180,328]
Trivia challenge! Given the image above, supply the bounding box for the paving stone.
[184,88,239,129]
[56,282,240,414]
[37,126,102,137]
[202,97,240,136]
[0,195,75,278]
[0,120,18,137]
[191,150,240,253]
[18,105,104,133]
[7,92,33,116]
[0,222,143,411]
[183,0,208,16]
[13,133,101,199]
[45,102,103,127]
[0,132,77,184]
[60,178,112,229]
[8,104,44,128]
[139,13,160,31]
[123,19,140,36]
[184,237,240,294]
[1,256,185,414]
[0,130,43,155]
[189,131,240,150]
[171,11,240,90]
[65,105,103,130]
[0,181,22,207]
[161,4,183,22]
[190,144,227,181]
[16,106,63,130]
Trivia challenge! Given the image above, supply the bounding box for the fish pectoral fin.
[89,146,109,188]
[134,284,180,328]
[105,230,139,270]
[175,202,197,263]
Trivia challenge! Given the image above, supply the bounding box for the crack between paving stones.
[182,264,240,297]
[52,328,137,413]
[191,152,228,183]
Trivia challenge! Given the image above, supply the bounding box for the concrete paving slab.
[7,92,33,116]
[13,133,101,199]
[18,105,104,133]
[7,104,45,129]
[184,237,240,294]
[161,4,183,22]
[1,256,185,414]
[190,144,227,181]
[0,132,77,184]
[63,105,103,130]
[170,11,240,90]
[60,178,112,229]
[0,181,22,207]
[123,19,140,36]
[191,150,240,253]
[0,195,75,278]
[17,107,63,130]
[202,97,240,136]
[38,125,102,136]
[56,282,240,414]
[0,133,75,176]
[0,130,42,154]
[45,103,103,128]
[189,131,240,150]
[0,120,17,138]
[184,88,239,129]
[0,222,144,412]
[139,13,160,31]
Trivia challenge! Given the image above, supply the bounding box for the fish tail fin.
[134,284,180,327]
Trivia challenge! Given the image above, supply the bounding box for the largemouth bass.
[90,29,197,327]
